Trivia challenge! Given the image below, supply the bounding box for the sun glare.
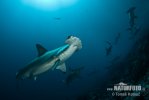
[22,0,78,11]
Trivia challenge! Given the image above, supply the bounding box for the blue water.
[0,0,149,100]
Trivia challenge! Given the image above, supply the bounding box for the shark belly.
[32,57,59,76]
[58,45,77,62]
[16,36,82,80]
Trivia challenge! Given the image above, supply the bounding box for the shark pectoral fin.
[56,63,66,73]
[34,76,37,80]
[36,44,48,57]
[52,59,60,71]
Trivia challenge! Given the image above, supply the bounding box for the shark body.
[105,41,112,56]
[16,36,82,80]
[64,66,84,85]
[127,7,137,31]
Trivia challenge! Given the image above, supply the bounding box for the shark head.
[127,7,136,13]
[65,36,82,50]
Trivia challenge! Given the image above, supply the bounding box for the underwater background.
[0,0,149,100]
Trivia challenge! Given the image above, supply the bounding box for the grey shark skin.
[16,36,82,80]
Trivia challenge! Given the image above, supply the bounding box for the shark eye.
[67,35,72,39]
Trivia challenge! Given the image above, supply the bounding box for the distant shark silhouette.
[127,7,137,31]
[105,41,112,56]
[63,66,84,85]
[16,36,82,80]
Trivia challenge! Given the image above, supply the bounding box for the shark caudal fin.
[36,44,48,57]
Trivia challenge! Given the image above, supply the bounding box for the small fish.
[54,17,61,20]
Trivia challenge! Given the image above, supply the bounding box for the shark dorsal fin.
[36,44,48,57]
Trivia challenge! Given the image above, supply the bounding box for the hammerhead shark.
[127,7,137,31]
[105,41,112,56]
[63,66,84,85]
[16,36,82,80]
